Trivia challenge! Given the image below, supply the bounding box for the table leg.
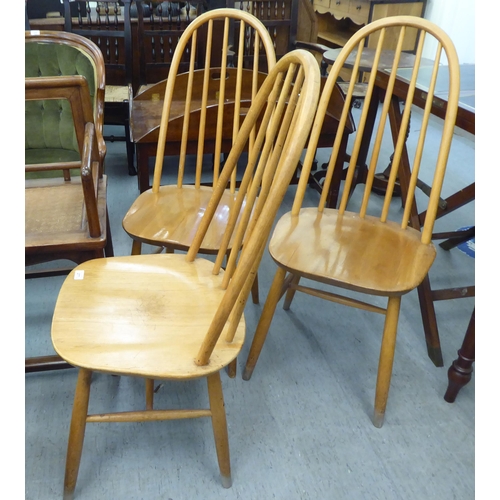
[137,145,151,193]
[444,309,475,402]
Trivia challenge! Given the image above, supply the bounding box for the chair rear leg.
[105,210,114,257]
[207,372,232,488]
[243,267,287,381]
[373,296,401,428]
[131,239,142,255]
[64,368,92,500]
[250,272,259,304]
[283,274,301,310]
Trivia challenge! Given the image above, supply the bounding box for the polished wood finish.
[242,16,460,428]
[444,309,475,403]
[124,8,278,309]
[51,48,320,498]
[25,75,114,373]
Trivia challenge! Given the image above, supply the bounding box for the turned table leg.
[444,309,475,403]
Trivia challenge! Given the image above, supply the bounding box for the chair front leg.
[207,372,231,488]
[64,368,92,500]
[373,296,401,428]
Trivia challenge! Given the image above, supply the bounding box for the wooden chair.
[51,48,320,498]
[63,0,137,175]
[242,16,460,428]
[25,30,107,175]
[123,8,277,307]
[25,75,114,372]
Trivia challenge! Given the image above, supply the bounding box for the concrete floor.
[25,98,475,499]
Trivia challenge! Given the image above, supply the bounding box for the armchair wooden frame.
[25,75,114,373]
[25,29,107,172]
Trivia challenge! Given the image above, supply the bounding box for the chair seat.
[51,254,246,378]
[123,185,246,253]
[25,176,108,254]
[269,208,437,296]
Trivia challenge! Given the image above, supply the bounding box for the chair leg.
[125,120,137,176]
[207,372,232,488]
[105,210,114,257]
[131,239,142,255]
[242,267,287,381]
[146,378,154,410]
[226,359,237,378]
[373,296,401,428]
[283,274,301,310]
[63,369,92,500]
[250,272,259,304]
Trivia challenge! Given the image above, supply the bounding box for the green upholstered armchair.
[25,30,106,176]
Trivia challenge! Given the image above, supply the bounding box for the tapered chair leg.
[251,272,259,304]
[207,372,232,488]
[243,267,287,381]
[373,296,401,428]
[63,369,92,500]
[283,274,301,310]
[131,239,142,256]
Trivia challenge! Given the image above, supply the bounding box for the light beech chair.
[51,48,320,498]
[242,16,460,428]
[122,8,277,307]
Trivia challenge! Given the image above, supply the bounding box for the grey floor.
[26,99,475,499]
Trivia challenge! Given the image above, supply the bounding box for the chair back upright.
[294,15,460,244]
[179,49,321,365]
[151,7,278,194]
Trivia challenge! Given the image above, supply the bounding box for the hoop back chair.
[242,16,460,428]
[25,30,106,176]
[123,8,277,304]
[26,75,114,373]
[51,49,320,497]
[63,0,137,175]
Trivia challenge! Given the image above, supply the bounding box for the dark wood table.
[131,70,353,194]
[348,65,475,367]
[320,47,475,367]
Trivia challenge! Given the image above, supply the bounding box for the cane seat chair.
[242,16,460,428]
[25,30,106,177]
[26,75,113,372]
[51,49,320,497]
[122,8,277,304]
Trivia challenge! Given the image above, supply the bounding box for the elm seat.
[25,30,106,178]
